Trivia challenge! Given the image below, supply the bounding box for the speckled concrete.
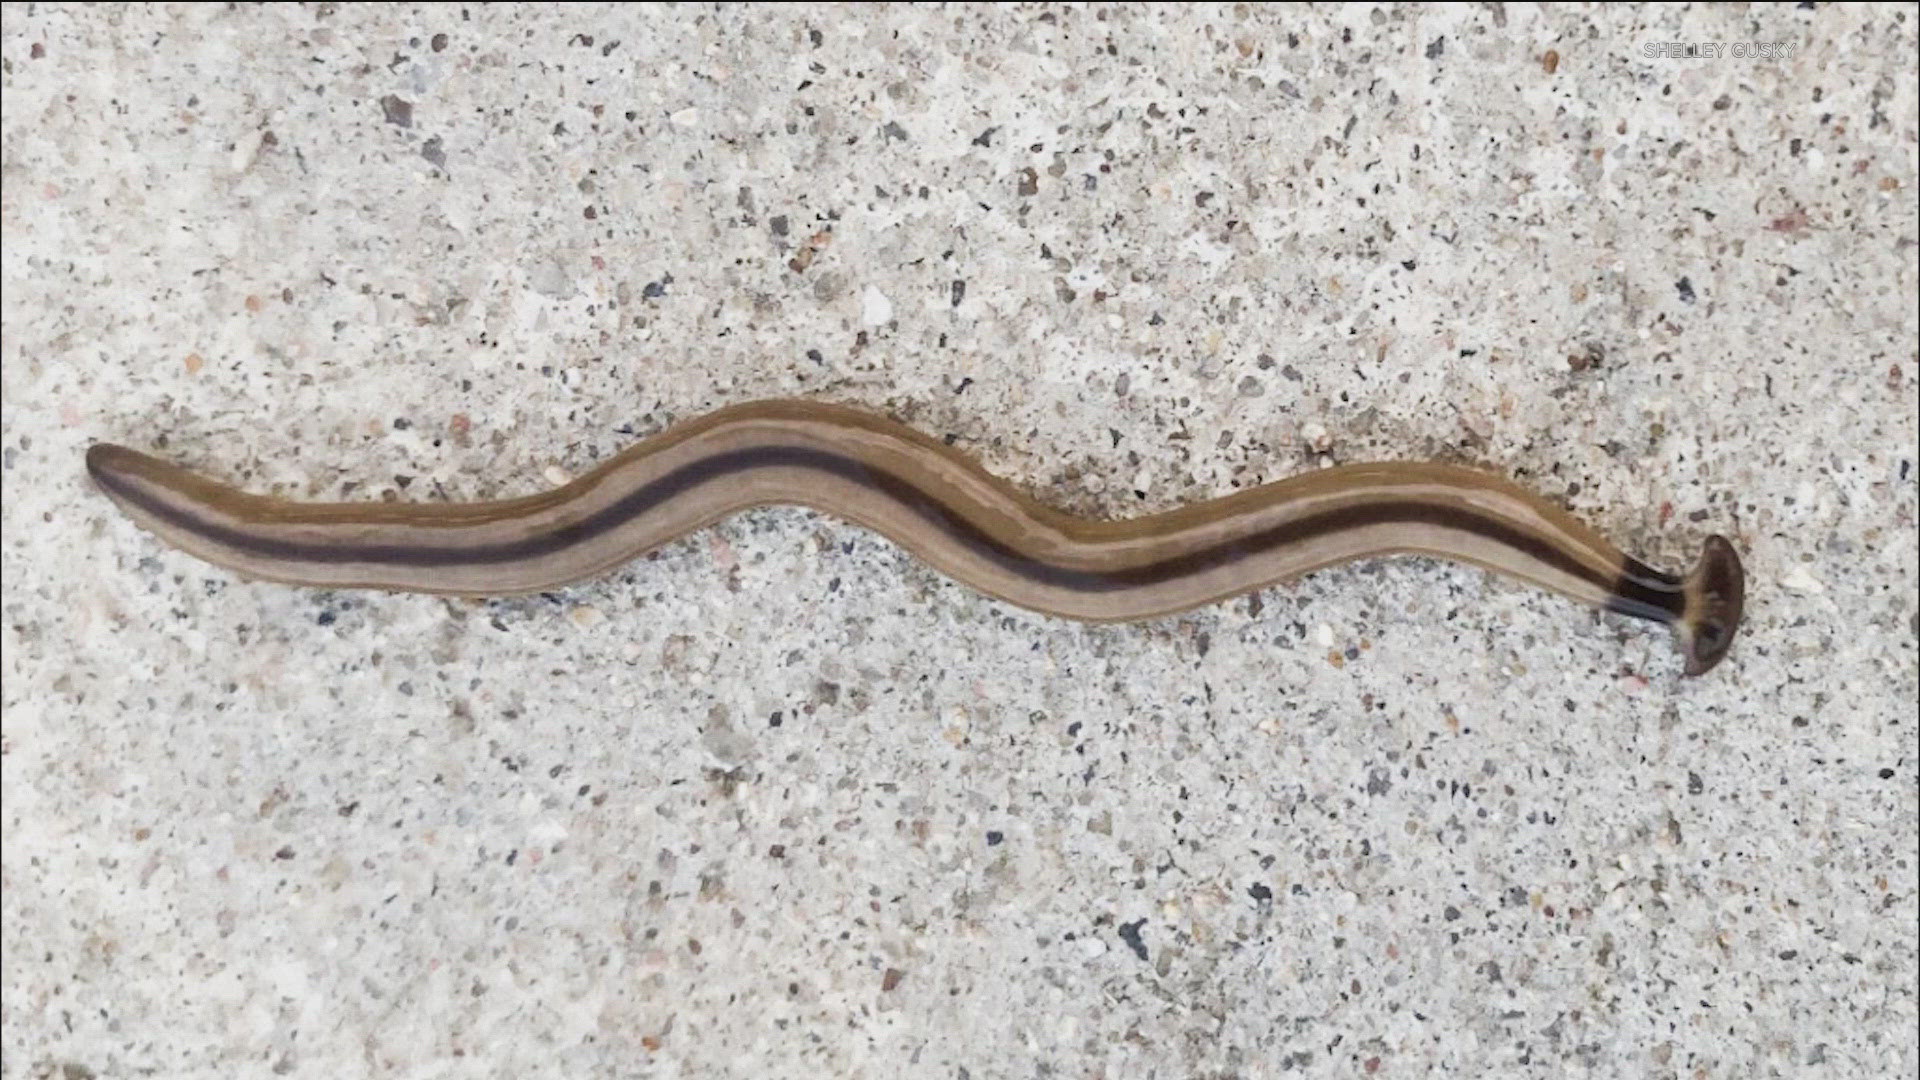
[3,4,1915,1078]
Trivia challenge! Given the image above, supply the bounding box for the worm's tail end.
[1677,535,1744,676]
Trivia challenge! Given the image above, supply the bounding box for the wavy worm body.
[85,399,1744,674]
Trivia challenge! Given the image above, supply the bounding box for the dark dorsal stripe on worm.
[84,399,1745,674]
[93,443,1674,604]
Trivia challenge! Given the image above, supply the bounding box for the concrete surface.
[3,4,1915,1077]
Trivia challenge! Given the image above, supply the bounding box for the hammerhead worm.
[85,399,1745,674]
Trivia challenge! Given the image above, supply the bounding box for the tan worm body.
[86,399,1744,673]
